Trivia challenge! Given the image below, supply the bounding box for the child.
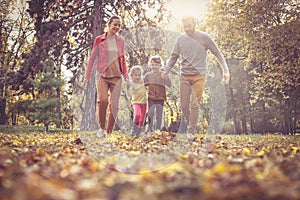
[127,66,147,137]
[144,55,171,132]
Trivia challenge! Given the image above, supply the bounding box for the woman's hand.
[126,79,130,89]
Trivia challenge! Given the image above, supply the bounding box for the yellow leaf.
[281,149,288,154]
[159,162,190,176]
[212,162,228,174]
[140,171,156,181]
[67,33,77,47]
[89,162,99,172]
[255,172,265,180]
[201,181,214,193]
[60,169,69,178]
[107,135,118,142]
[36,147,44,155]
[179,153,189,159]
[12,140,22,146]
[243,148,251,154]
[103,176,116,187]
[128,151,140,155]
[257,150,265,157]
[292,147,299,155]
[212,162,242,174]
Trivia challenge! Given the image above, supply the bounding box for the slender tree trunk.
[287,97,294,135]
[56,63,61,128]
[56,86,61,128]
[230,87,241,134]
[80,0,103,130]
[241,116,247,134]
[239,91,248,134]
[0,98,7,125]
[281,100,288,134]
[292,96,298,135]
[262,102,267,134]
[288,99,293,134]
[250,114,254,133]
[0,62,8,125]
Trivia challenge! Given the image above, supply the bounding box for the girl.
[128,66,147,137]
[84,15,130,138]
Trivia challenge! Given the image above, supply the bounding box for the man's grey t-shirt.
[166,31,229,75]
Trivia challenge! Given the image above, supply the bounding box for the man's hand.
[161,72,169,80]
[223,72,230,85]
[161,71,168,79]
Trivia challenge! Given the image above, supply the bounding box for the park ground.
[0,128,299,200]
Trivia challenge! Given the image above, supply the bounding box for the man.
[164,16,230,136]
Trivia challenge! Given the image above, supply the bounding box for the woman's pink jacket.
[85,33,129,81]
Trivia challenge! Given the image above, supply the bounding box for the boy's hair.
[148,55,164,66]
[129,65,143,76]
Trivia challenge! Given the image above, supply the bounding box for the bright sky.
[165,0,210,20]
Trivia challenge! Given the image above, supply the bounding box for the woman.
[84,15,130,137]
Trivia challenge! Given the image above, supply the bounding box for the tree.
[205,0,299,134]
[0,0,34,125]
[11,0,95,127]
[28,60,64,132]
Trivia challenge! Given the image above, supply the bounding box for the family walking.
[83,15,230,138]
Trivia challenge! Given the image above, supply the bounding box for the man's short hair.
[181,16,196,24]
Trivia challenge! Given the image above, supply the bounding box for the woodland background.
[0,0,299,134]
[0,1,300,199]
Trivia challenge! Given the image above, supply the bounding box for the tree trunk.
[80,0,103,130]
[45,124,49,133]
[292,94,298,135]
[284,98,291,134]
[262,102,267,134]
[250,114,254,133]
[281,100,289,134]
[238,89,248,134]
[56,82,61,129]
[241,116,247,134]
[229,88,241,134]
[0,98,7,125]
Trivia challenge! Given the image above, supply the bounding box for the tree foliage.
[2,0,299,134]
[205,0,300,134]
[28,60,64,131]
[0,0,35,125]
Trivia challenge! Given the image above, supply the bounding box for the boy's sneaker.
[130,129,135,136]
[97,129,105,138]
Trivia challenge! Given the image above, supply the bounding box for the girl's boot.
[130,122,139,136]
[135,127,142,137]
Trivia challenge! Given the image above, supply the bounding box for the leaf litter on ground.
[0,131,299,200]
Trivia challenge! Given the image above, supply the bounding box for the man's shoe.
[97,129,105,138]
[186,132,195,140]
